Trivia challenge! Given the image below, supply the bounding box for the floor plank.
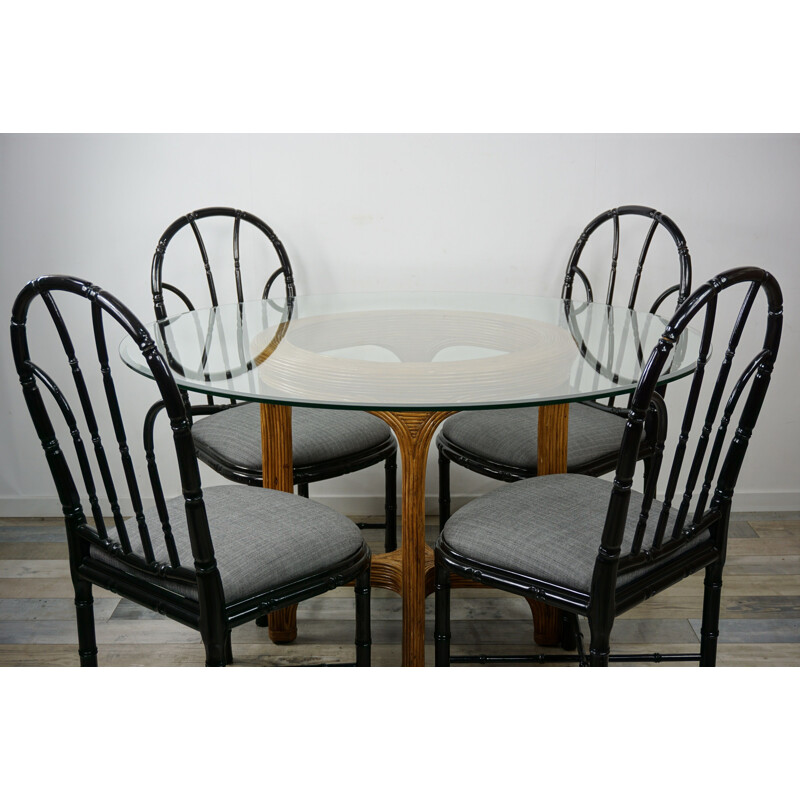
[0,598,119,622]
[688,618,800,643]
[0,543,69,560]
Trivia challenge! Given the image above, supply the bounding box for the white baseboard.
[2,491,798,518]
[726,492,800,513]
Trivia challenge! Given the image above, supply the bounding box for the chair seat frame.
[434,514,722,665]
[79,514,371,653]
[437,401,656,486]
[186,402,397,487]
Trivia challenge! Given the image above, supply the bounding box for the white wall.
[1,133,798,516]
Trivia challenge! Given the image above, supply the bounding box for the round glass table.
[120,293,701,666]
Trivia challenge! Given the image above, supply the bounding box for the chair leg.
[434,557,452,666]
[225,631,234,665]
[700,561,724,667]
[203,633,229,667]
[587,616,611,667]
[297,483,309,498]
[355,568,371,667]
[560,612,579,651]
[200,607,229,666]
[74,578,98,667]
[438,451,451,532]
[384,453,397,552]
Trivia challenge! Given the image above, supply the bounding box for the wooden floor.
[1,512,799,667]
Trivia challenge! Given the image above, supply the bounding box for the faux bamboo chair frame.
[437,206,693,523]
[10,275,371,666]
[435,266,783,666]
[148,207,398,549]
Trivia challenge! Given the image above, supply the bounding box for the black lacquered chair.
[437,205,692,529]
[435,267,782,666]
[10,275,371,666]
[150,207,398,551]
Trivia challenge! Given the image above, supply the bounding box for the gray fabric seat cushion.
[90,485,365,604]
[441,473,711,595]
[191,402,393,471]
[441,402,636,473]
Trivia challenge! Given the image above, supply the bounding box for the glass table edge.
[118,335,698,413]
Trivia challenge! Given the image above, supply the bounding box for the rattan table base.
[261,403,570,666]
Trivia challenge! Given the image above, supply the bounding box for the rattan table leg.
[260,403,299,644]
[369,410,456,667]
[527,402,570,646]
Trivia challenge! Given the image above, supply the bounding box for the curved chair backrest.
[151,207,295,321]
[10,276,221,600]
[562,205,692,314]
[595,267,782,597]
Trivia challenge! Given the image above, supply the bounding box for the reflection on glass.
[120,293,701,411]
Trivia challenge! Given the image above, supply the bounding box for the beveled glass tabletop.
[119,292,700,410]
